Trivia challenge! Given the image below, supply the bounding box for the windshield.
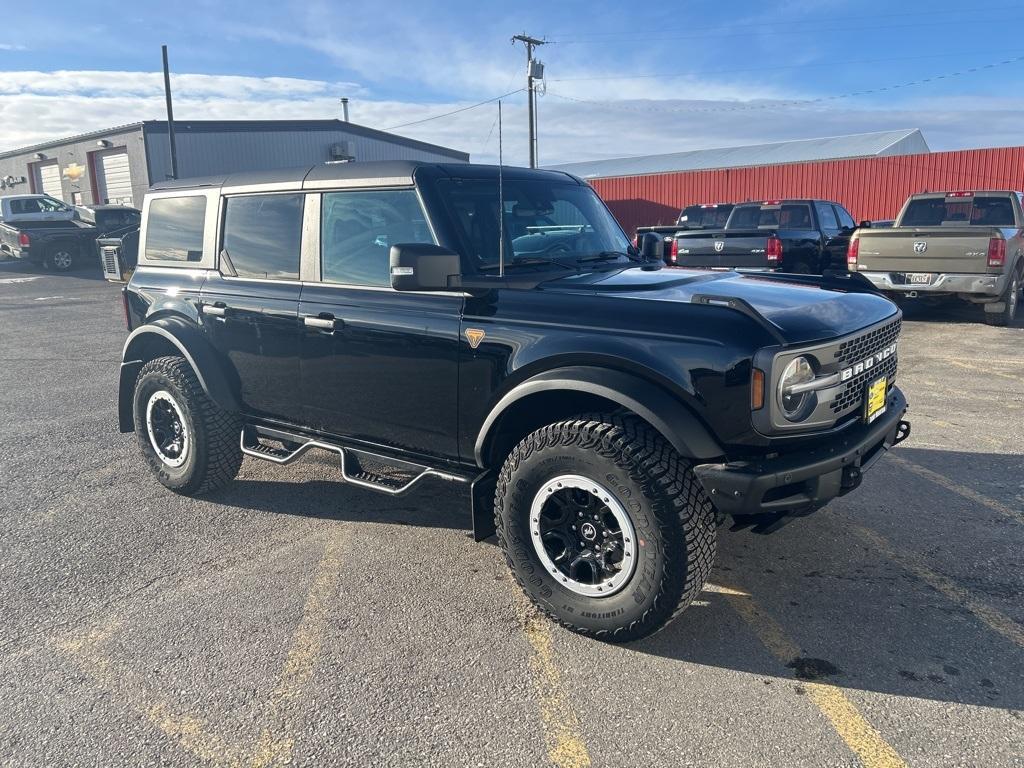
[677,205,732,229]
[901,196,1016,227]
[438,178,631,270]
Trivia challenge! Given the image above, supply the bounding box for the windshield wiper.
[480,256,578,272]
[577,250,641,264]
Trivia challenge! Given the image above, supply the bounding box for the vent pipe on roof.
[340,97,350,122]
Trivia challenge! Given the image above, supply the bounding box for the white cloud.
[2,69,1023,170]
[0,43,27,51]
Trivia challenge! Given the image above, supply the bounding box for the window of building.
[144,196,207,262]
[321,189,435,286]
[221,194,303,280]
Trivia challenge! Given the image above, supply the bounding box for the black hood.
[542,267,899,345]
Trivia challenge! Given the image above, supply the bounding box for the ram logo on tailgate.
[714,241,724,252]
[913,241,928,253]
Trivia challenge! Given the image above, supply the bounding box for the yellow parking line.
[519,603,592,768]
[57,618,249,767]
[888,454,1024,526]
[715,586,907,768]
[849,525,1024,650]
[250,529,349,768]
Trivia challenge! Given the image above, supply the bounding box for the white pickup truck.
[847,190,1023,326]
[0,194,76,223]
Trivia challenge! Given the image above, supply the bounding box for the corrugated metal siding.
[590,147,1024,235]
[145,127,466,183]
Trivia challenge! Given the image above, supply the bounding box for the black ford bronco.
[118,161,910,642]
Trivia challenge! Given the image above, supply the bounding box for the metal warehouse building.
[547,129,1024,234]
[0,119,469,208]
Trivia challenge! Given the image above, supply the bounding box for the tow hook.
[893,420,911,446]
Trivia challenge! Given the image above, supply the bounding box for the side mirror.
[640,231,662,261]
[390,243,462,292]
[859,220,872,229]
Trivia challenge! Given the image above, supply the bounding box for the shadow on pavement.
[209,443,1024,713]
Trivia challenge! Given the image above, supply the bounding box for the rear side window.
[815,201,839,231]
[221,194,303,280]
[321,189,434,287]
[145,196,207,262]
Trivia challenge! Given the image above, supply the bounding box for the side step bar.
[240,424,474,496]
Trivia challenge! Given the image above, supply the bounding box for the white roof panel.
[546,129,929,179]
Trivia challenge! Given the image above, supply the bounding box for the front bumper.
[694,387,909,516]
[859,271,1006,298]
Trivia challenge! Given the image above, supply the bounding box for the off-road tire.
[983,270,1020,327]
[133,356,242,495]
[495,414,717,642]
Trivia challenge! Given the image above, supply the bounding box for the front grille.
[830,317,901,415]
[834,317,901,366]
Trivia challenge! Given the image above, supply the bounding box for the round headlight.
[779,356,815,420]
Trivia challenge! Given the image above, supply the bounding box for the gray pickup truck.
[848,191,1023,326]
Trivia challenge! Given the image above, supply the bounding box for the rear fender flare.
[118,319,239,432]
[474,365,724,467]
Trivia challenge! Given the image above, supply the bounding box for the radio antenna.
[498,100,505,278]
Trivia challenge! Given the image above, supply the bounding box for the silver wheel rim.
[146,390,189,467]
[52,251,72,269]
[1010,277,1019,317]
[529,474,637,598]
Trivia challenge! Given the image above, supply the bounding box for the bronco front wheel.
[495,414,717,642]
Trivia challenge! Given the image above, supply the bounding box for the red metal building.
[588,146,1024,236]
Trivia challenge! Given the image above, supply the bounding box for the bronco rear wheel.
[133,356,242,495]
[495,414,717,642]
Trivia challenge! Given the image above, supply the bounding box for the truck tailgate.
[674,231,770,269]
[856,227,1000,274]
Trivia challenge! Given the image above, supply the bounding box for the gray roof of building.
[0,119,469,162]
[545,129,929,179]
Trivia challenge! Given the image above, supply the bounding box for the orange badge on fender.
[465,328,486,349]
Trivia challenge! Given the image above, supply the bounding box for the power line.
[548,12,1024,43]
[545,54,1024,114]
[382,88,525,131]
[550,50,1022,83]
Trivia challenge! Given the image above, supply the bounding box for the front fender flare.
[474,365,724,467]
[118,319,239,432]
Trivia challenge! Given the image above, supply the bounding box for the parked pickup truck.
[116,160,910,642]
[0,200,140,271]
[673,199,859,274]
[848,190,1023,326]
[633,203,734,263]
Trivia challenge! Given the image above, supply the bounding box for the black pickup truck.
[673,199,859,274]
[117,162,909,642]
[633,203,734,263]
[0,203,140,271]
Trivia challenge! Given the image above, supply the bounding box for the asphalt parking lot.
[0,261,1021,768]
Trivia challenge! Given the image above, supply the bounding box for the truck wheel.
[983,271,1020,327]
[133,356,243,495]
[48,246,77,272]
[495,414,717,642]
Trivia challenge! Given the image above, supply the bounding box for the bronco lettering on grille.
[839,342,897,382]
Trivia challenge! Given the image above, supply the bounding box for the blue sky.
[2,0,1023,165]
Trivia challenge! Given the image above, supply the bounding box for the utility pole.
[161,45,178,180]
[512,33,546,168]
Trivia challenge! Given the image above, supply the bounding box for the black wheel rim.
[530,475,636,597]
[146,391,189,467]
